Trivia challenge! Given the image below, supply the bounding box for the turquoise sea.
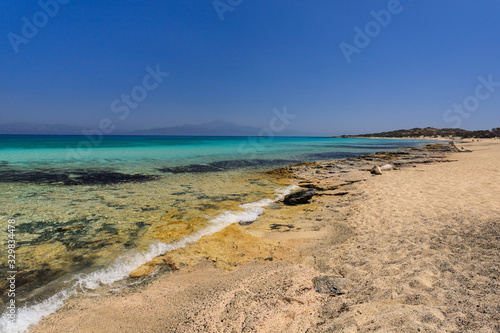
[0,135,430,332]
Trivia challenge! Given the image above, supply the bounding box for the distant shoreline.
[0,133,452,141]
[331,126,500,139]
[331,135,450,141]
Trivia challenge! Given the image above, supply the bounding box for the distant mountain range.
[335,127,500,139]
[132,120,307,136]
[0,123,89,135]
[4,123,497,138]
[0,120,307,136]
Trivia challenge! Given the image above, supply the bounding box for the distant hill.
[0,120,307,136]
[335,127,500,139]
[132,120,306,136]
[0,122,89,135]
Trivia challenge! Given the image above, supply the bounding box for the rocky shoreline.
[33,140,500,332]
[125,143,455,278]
[271,143,453,197]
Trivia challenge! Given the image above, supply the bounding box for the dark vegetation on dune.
[335,127,500,139]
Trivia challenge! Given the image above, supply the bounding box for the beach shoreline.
[31,139,500,332]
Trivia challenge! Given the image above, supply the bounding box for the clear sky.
[1,0,500,136]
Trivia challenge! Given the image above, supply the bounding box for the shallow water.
[0,135,430,332]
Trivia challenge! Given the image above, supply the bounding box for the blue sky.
[1,0,500,135]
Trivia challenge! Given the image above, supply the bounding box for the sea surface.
[0,135,430,332]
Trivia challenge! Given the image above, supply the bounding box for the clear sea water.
[0,135,430,332]
[0,135,427,169]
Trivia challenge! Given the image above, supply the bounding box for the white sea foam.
[1,289,72,333]
[0,185,297,333]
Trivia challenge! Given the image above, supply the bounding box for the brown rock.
[129,256,178,278]
[129,263,156,278]
[312,276,350,295]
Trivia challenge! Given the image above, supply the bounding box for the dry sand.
[32,139,500,332]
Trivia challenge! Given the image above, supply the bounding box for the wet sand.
[33,139,500,332]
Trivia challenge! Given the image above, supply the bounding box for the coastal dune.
[33,140,500,332]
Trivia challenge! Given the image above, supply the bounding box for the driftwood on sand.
[370,164,393,175]
[449,141,472,153]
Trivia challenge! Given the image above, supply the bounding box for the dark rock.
[238,220,255,226]
[141,206,159,212]
[283,189,315,205]
[338,302,350,313]
[0,169,158,186]
[270,223,294,230]
[69,171,157,185]
[158,164,222,173]
[159,159,300,174]
[312,276,350,295]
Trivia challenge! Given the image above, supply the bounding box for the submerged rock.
[283,189,315,205]
[158,164,222,173]
[158,159,300,174]
[312,276,350,295]
[0,169,158,185]
[129,256,178,278]
[269,223,295,230]
[129,264,156,278]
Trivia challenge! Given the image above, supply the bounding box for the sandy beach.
[32,139,500,332]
